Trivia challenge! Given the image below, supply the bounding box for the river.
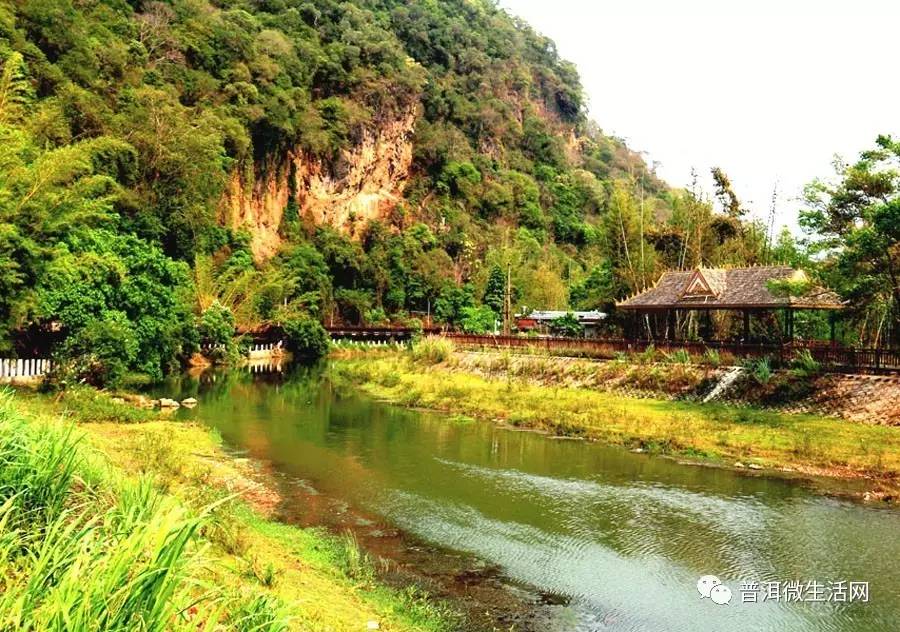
[156,364,900,631]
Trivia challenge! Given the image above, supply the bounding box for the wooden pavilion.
[616,266,844,343]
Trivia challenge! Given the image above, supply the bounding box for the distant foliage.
[0,0,882,362]
[199,302,235,347]
[459,306,497,334]
[282,316,330,358]
[549,313,584,338]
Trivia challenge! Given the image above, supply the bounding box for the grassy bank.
[331,347,900,491]
[0,387,455,632]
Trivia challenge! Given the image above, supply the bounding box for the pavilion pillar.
[742,310,750,342]
[667,309,676,341]
[829,311,836,345]
[702,309,713,341]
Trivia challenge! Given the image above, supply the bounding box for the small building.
[516,310,607,338]
[616,266,844,342]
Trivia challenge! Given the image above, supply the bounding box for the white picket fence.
[246,359,285,374]
[247,341,284,359]
[0,358,52,382]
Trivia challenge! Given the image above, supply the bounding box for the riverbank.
[330,347,900,501]
[0,387,457,632]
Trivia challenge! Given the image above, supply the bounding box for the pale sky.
[501,0,900,233]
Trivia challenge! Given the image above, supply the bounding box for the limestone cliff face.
[223,106,418,260]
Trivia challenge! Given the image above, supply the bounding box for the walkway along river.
[154,364,900,631]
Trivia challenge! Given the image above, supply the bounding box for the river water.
[157,365,899,631]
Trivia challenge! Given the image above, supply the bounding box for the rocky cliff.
[223,105,418,260]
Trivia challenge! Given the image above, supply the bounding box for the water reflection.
[155,366,900,631]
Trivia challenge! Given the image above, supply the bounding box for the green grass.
[0,389,457,632]
[0,390,232,631]
[332,355,900,482]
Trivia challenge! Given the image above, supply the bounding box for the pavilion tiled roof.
[617,266,844,310]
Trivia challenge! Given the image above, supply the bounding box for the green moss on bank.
[331,354,900,484]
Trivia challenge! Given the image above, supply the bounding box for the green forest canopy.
[0,0,896,382]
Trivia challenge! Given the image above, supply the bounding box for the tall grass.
[747,356,773,385]
[702,349,721,367]
[409,336,454,365]
[791,349,822,377]
[0,395,79,527]
[0,390,288,631]
[334,355,900,478]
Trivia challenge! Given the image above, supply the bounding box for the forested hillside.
[0,0,895,383]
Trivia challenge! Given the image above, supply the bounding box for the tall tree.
[801,135,900,346]
[711,167,745,218]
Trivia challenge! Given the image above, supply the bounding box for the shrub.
[666,349,692,364]
[791,349,821,377]
[549,312,584,337]
[748,356,773,385]
[198,301,239,364]
[637,344,657,364]
[459,306,497,334]
[702,349,721,367]
[198,301,235,347]
[57,312,139,387]
[364,307,388,326]
[282,316,330,358]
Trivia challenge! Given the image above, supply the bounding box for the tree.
[198,302,235,347]
[37,230,195,378]
[282,316,329,358]
[482,265,506,314]
[569,261,616,309]
[459,305,496,334]
[801,135,900,346]
[549,312,583,337]
[711,167,745,218]
[434,284,474,328]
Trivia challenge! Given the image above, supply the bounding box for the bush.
[549,312,584,337]
[282,316,330,358]
[702,349,721,367]
[748,356,773,385]
[364,307,389,326]
[459,306,497,334]
[198,301,235,347]
[636,344,657,364]
[791,349,821,377]
[58,312,139,387]
[666,349,692,365]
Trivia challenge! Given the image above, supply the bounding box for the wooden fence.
[444,334,900,373]
[0,358,52,382]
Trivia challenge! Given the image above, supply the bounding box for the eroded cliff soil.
[223,106,418,260]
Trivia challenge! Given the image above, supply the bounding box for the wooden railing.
[326,326,440,341]
[443,334,900,373]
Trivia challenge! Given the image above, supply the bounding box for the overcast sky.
[500,0,899,233]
